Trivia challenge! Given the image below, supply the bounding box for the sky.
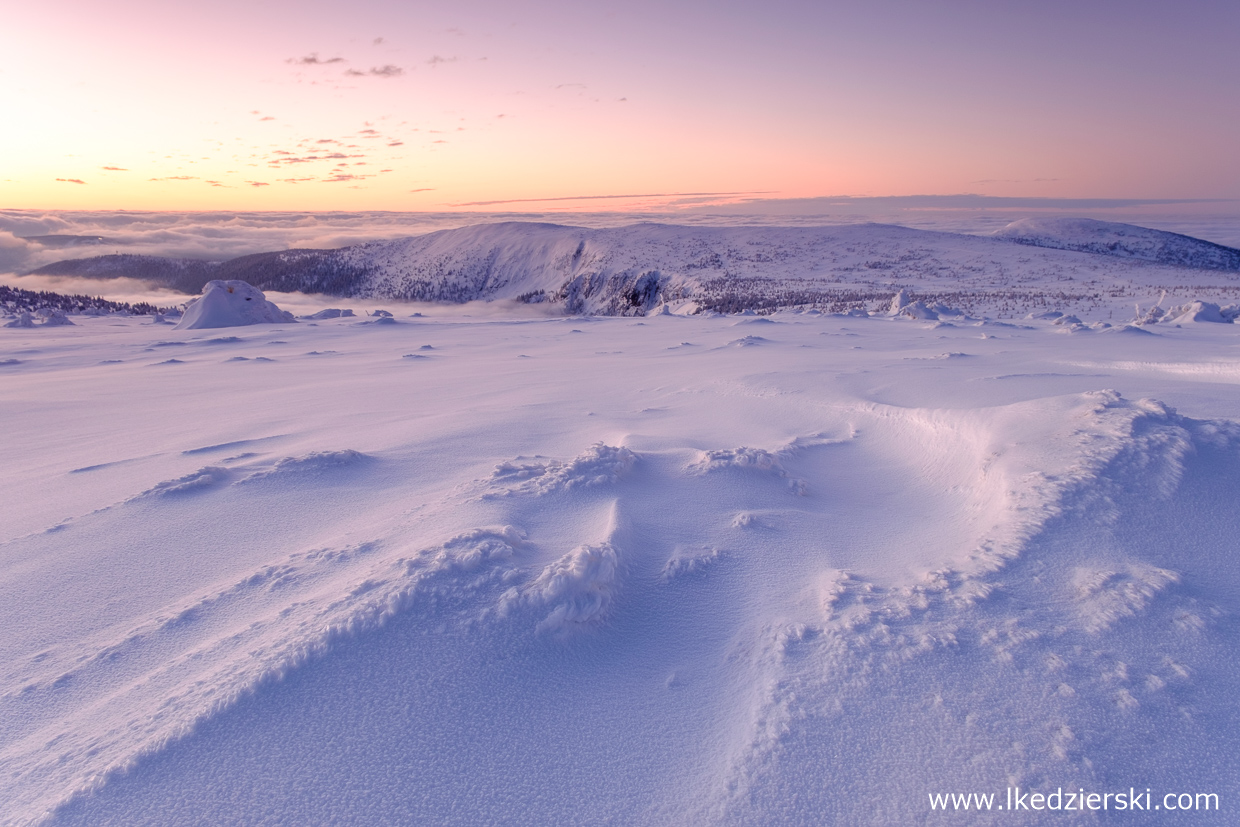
[2,0,1238,212]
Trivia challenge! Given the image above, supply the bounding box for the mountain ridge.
[27,220,1240,316]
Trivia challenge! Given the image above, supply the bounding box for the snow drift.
[4,297,1240,826]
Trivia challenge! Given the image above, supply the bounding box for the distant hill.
[991,217,1240,271]
[28,220,1240,316]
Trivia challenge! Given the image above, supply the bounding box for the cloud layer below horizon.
[3,200,1240,287]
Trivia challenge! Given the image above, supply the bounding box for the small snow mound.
[175,280,295,330]
[487,443,635,496]
[38,309,75,326]
[1073,564,1180,633]
[1103,324,1158,336]
[897,301,940,320]
[692,446,783,474]
[370,309,393,317]
[1162,301,1236,324]
[728,335,769,347]
[135,466,232,498]
[661,546,722,581]
[302,308,355,320]
[888,295,967,321]
[1027,310,1064,320]
[506,543,621,634]
[5,311,35,328]
[244,450,368,481]
[690,446,807,494]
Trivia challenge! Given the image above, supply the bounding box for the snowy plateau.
[3,219,1240,825]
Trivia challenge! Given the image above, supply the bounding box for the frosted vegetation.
[2,219,1239,825]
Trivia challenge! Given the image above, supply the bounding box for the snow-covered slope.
[992,217,1240,271]
[31,221,1240,318]
[3,310,1240,825]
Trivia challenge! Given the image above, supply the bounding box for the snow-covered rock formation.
[174,280,295,330]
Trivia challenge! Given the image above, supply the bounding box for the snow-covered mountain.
[992,217,1240,270]
[30,220,1240,316]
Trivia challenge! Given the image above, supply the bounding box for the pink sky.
[3,0,1237,211]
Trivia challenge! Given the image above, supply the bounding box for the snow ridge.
[993,217,1240,271]
[31,219,1240,317]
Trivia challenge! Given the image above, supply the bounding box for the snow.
[174,280,295,330]
[992,217,1240,271]
[3,260,1240,825]
[30,219,1240,319]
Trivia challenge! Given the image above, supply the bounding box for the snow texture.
[3,262,1240,826]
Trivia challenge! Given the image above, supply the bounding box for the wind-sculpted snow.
[240,449,368,481]
[689,446,807,495]
[500,542,622,635]
[660,545,723,581]
[485,443,636,496]
[131,451,368,501]
[0,521,530,827]
[4,311,1240,826]
[132,466,232,498]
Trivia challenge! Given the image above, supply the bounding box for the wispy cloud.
[427,55,456,67]
[289,53,345,65]
[266,152,365,167]
[55,178,87,185]
[344,65,404,78]
[972,178,1060,185]
[450,191,775,207]
[101,166,128,171]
